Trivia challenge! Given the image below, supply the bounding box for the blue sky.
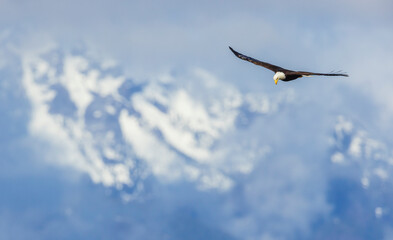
[1,1,393,239]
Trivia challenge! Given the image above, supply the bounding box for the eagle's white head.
[273,72,286,85]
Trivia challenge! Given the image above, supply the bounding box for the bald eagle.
[229,47,348,85]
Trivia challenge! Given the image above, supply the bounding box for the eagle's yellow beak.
[275,79,278,85]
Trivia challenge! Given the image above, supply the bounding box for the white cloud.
[132,90,212,161]
[331,152,345,164]
[21,52,135,189]
[19,46,298,193]
[60,56,94,117]
[119,110,184,181]
[375,207,383,218]
[331,115,393,184]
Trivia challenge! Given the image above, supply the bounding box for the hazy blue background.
[1,1,393,239]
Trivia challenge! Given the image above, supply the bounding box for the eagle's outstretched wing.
[229,47,286,73]
[293,71,349,77]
